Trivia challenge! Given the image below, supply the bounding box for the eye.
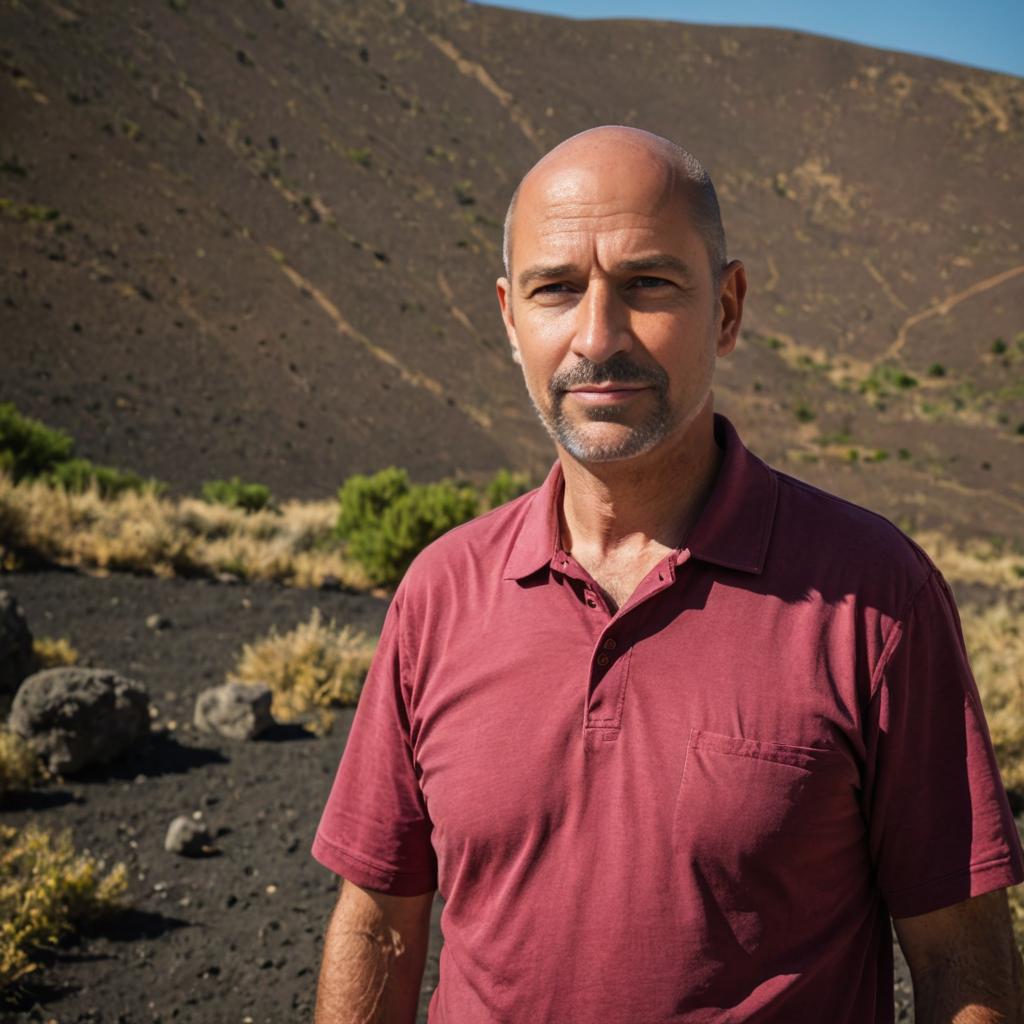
[530,282,574,297]
[631,276,670,289]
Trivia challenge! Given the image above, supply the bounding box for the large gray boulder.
[9,667,150,774]
[194,681,274,741]
[0,590,33,712]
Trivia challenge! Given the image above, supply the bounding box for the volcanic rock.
[9,666,150,774]
[0,589,33,711]
[165,815,213,856]
[194,681,274,741]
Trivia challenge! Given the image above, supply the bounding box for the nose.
[570,279,632,365]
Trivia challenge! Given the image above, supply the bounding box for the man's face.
[497,148,740,464]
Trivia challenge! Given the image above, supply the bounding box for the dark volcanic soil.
[1,568,916,1023]
[0,569,443,1024]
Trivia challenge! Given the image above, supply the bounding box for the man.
[312,126,1024,1022]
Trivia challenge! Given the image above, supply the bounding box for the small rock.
[0,590,34,712]
[194,681,274,741]
[9,667,150,774]
[146,614,171,631]
[165,815,212,856]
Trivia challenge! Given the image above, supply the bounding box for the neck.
[557,401,722,559]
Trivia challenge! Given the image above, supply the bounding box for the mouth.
[566,383,650,401]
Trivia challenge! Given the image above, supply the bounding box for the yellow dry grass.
[914,529,1024,591]
[231,609,376,734]
[0,823,127,990]
[32,635,79,669]
[0,473,370,589]
[0,730,40,801]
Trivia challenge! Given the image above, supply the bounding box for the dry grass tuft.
[0,730,41,801]
[0,823,127,989]
[963,600,1024,793]
[231,609,376,733]
[0,473,370,589]
[958,599,1024,943]
[913,529,1024,590]
[32,636,79,670]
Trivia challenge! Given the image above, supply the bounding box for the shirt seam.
[867,567,938,701]
[314,830,431,880]
[886,852,1018,899]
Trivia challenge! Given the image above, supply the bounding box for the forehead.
[513,156,699,263]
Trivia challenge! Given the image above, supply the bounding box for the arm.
[315,879,434,1024]
[894,888,1024,1023]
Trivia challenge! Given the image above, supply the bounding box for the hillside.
[1,0,1022,544]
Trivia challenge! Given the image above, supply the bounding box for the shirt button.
[596,653,610,666]
[603,638,617,650]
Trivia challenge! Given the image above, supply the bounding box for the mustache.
[549,354,669,393]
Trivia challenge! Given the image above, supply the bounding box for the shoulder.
[768,467,937,612]
[395,487,541,604]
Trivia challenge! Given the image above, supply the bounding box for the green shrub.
[0,403,74,481]
[48,458,154,498]
[927,363,946,377]
[336,468,411,540]
[484,469,530,510]
[860,364,918,396]
[349,482,479,585]
[338,472,478,586]
[201,477,273,513]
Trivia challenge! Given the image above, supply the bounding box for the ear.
[496,277,521,365]
[716,260,747,357]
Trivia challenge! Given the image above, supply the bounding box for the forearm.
[315,882,431,1024]
[911,941,1024,1024]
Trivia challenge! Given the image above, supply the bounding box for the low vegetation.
[0,824,127,990]
[0,403,159,496]
[231,609,376,733]
[0,474,365,588]
[32,635,80,670]
[0,730,41,801]
[201,477,274,513]
[336,467,529,586]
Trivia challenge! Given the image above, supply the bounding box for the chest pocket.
[672,729,865,956]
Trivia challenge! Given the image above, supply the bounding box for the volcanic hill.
[1,0,1022,541]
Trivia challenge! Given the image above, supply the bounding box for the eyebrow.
[517,254,695,293]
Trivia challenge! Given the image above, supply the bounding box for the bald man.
[312,127,1024,1023]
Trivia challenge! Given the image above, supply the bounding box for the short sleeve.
[864,569,1023,918]
[311,594,437,895]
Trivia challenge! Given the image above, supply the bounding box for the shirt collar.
[502,414,777,582]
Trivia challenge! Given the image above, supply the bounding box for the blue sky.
[478,1,1024,78]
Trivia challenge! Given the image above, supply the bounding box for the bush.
[344,480,479,586]
[202,477,273,513]
[483,469,530,510]
[336,468,411,540]
[0,730,40,801]
[0,824,127,989]
[48,458,155,498]
[0,403,74,482]
[232,609,376,733]
[32,636,79,670]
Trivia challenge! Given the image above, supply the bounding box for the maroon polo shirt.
[313,414,1023,1023]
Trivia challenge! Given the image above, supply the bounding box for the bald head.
[502,126,726,286]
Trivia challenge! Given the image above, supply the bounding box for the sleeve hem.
[311,831,437,897]
[887,855,1024,919]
